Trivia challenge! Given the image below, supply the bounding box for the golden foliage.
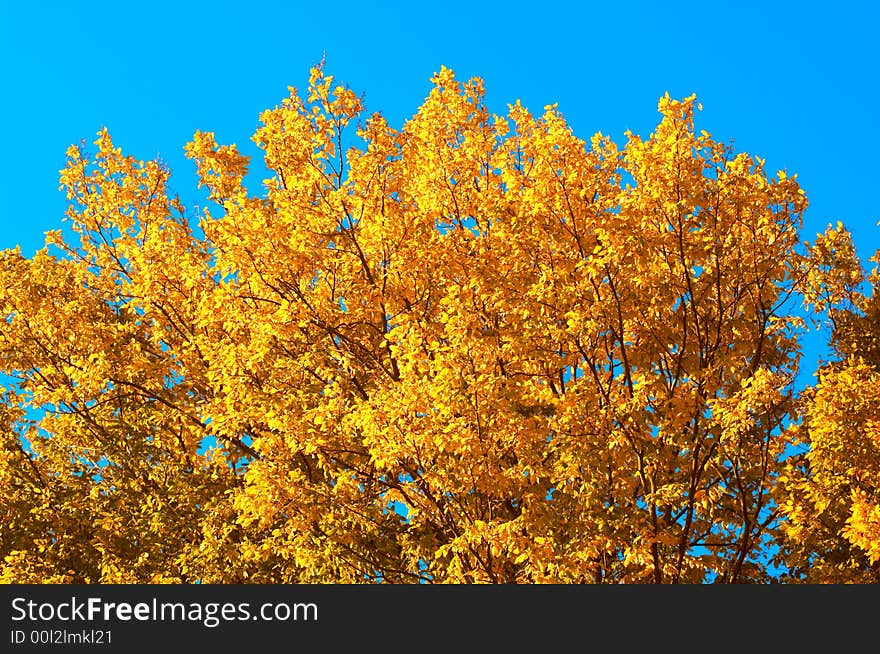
[0,65,870,583]
[777,240,880,582]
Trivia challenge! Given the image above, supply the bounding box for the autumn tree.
[775,226,880,582]
[0,65,849,583]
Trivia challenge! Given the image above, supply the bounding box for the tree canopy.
[1,66,877,583]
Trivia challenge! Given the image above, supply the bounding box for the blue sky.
[1,0,877,383]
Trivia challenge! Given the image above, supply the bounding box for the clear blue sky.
[1,0,877,382]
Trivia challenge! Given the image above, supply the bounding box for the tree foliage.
[0,66,874,583]
[776,228,880,582]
